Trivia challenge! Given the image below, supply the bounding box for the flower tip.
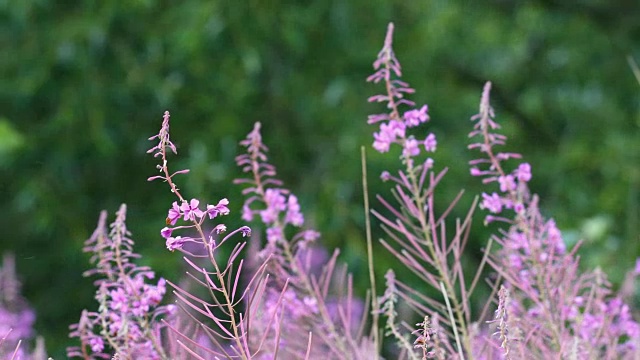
[384,23,395,48]
[214,224,227,234]
[240,226,252,237]
[166,236,185,251]
[161,227,173,239]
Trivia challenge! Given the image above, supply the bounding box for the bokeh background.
[1,1,639,357]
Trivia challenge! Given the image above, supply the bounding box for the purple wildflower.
[498,175,516,192]
[366,23,438,161]
[285,195,304,226]
[301,230,320,243]
[241,203,254,222]
[240,226,252,237]
[180,198,204,221]
[160,227,173,239]
[266,226,283,244]
[68,205,171,359]
[166,236,186,251]
[0,253,37,356]
[402,138,421,157]
[235,122,368,358]
[481,192,503,213]
[147,111,177,158]
[166,201,181,225]
[373,132,392,152]
[206,198,230,219]
[515,163,532,182]
[424,133,437,152]
[213,224,227,234]
[404,105,429,127]
[147,111,190,185]
[469,82,640,357]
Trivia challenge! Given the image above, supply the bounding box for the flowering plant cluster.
[0,254,46,360]
[67,204,173,359]
[1,22,638,359]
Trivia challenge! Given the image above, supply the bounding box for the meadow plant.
[234,122,375,358]
[366,23,485,359]
[366,23,640,359]
[67,205,173,359]
[0,253,47,360]
[1,22,638,360]
[467,81,640,358]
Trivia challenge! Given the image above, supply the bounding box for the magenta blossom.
[160,227,172,239]
[260,189,287,224]
[166,202,181,225]
[180,199,204,221]
[166,236,187,251]
[424,133,437,152]
[515,162,532,182]
[213,224,227,234]
[403,105,429,127]
[241,203,254,222]
[403,138,420,157]
[285,195,304,226]
[498,175,516,192]
[373,129,392,153]
[481,192,503,213]
[266,227,283,244]
[239,226,252,237]
[206,198,230,219]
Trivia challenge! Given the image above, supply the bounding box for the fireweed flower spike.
[367,23,433,169]
[67,205,172,359]
[367,22,483,358]
[146,111,279,360]
[147,111,190,189]
[147,111,234,253]
[0,253,46,360]
[469,82,640,357]
[235,122,373,359]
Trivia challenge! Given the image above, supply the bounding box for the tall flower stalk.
[234,122,375,359]
[67,205,172,359]
[147,111,264,359]
[367,23,485,359]
[0,253,47,360]
[468,82,640,358]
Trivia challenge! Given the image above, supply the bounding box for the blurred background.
[0,0,639,357]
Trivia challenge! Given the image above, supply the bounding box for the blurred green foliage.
[0,0,638,357]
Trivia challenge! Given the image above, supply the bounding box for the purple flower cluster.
[147,110,250,256]
[468,82,640,357]
[234,121,370,358]
[235,122,319,252]
[468,82,533,221]
[363,23,640,360]
[0,253,38,359]
[367,23,436,166]
[161,197,237,252]
[7,21,626,360]
[67,205,173,359]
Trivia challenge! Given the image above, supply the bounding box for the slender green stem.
[361,146,380,355]
[440,282,465,360]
